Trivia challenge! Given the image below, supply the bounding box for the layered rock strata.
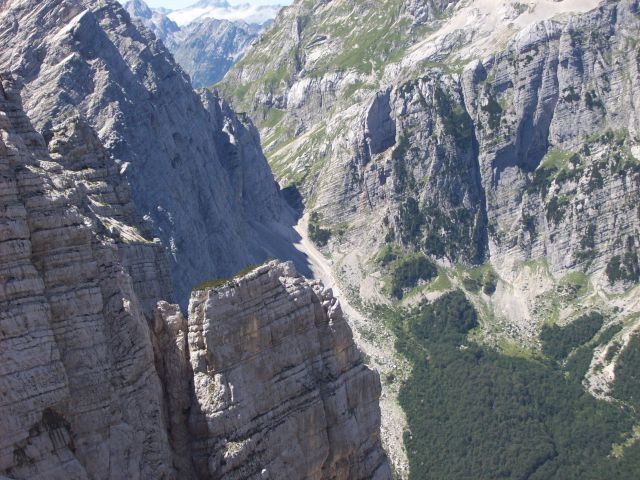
[182,261,391,479]
[0,0,292,304]
[0,76,389,479]
[0,74,175,479]
[222,0,640,291]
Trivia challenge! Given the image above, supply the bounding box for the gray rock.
[0,75,390,480]
[125,0,265,88]
[0,72,175,480]
[0,0,294,306]
[186,261,391,479]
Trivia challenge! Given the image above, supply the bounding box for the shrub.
[389,254,437,298]
[540,312,604,360]
[398,198,424,245]
[613,334,640,409]
[308,211,332,246]
[482,270,498,295]
[375,244,400,266]
[193,259,275,291]
[546,195,570,225]
[380,294,637,480]
[481,92,503,130]
[606,239,639,284]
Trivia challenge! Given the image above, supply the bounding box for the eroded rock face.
[185,261,391,480]
[223,0,640,291]
[0,77,390,478]
[0,74,175,479]
[0,1,391,477]
[0,0,292,305]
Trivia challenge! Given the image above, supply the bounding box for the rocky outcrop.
[0,1,391,478]
[0,0,293,305]
[124,0,180,42]
[222,0,640,291]
[184,261,391,480]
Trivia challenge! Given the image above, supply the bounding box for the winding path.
[292,214,366,324]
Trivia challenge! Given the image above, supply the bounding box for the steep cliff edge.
[170,261,390,479]
[0,77,389,476]
[221,0,640,347]
[0,0,390,477]
[0,74,176,479]
[220,1,640,475]
[0,0,295,304]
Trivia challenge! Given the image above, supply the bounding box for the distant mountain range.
[167,0,283,26]
[124,0,283,87]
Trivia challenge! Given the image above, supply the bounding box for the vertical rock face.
[0,76,390,478]
[461,2,640,283]
[0,74,175,479]
[0,0,292,304]
[0,1,391,478]
[222,0,640,291]
[184,261,391,480]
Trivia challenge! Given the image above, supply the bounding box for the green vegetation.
[459,264,499,295]
[598,323,623,345]
[546,195,570,225]
[434,87,474,149]
[427,271,453,292]
[387,253,438,299]
[528,149,582,197]
[375,244,402,267]
[193,259,274,291]
[392,135,415,194]
[585,90,604,110]
[308,211,332,246]
[614,334,640,409]
[606,237,640,284]
[398,198,424,244]
[481,91,503,130]
[540,312,604,360]
[375,294,639,479]
[562,85,581,102]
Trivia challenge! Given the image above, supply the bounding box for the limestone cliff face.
[219,3,640,442]
[0,74,175,479]
[0,0,292,304]
[0,1,390,478]
[221,0,640,292]
[0,76,390,476]
[177,261,390,479]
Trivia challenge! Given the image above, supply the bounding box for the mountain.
[124,0,180,41]
[169,18,263,87]
[167,0,283,27]
[124,0,267,87]
[220,0,640,476]
[0,0,389,478]
[0,0,294,305]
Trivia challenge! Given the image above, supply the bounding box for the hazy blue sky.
[146,0,292,8]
